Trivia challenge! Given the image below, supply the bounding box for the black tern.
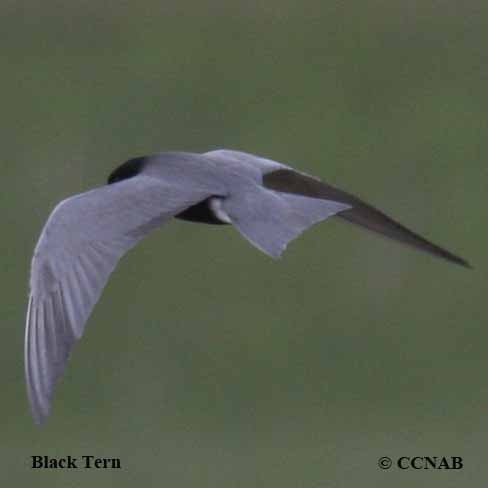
[25,149,469,424]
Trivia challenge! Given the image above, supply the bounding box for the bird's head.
[107,156,147,184]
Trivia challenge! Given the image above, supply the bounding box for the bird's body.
[25,149,469,424]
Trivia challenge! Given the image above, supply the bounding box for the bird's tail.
[222,183,349,258]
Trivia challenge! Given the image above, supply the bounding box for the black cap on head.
[107,157,147,184]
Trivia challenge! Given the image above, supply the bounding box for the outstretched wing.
[25,175,215,424]
[263,169,470,268]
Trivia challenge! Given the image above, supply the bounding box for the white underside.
[209,197,232,224]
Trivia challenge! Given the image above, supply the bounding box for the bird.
[25,149,470,424]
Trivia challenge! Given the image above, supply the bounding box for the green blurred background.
[3,1,487,486]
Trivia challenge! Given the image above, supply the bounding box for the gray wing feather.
[26,175,214,424]
[223,184,350,258]
[204,149,286,175]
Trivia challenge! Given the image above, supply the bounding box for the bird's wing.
[204,149,286,174]
[223,184,350,258]
[263,168,470,267]
[25,175,216,424]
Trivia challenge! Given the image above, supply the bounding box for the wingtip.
[429,246,472,269]
[26,383,50,425]
[31,408,48,426]
[452,256,472,270]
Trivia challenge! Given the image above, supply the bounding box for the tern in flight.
[25,149,469,424]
